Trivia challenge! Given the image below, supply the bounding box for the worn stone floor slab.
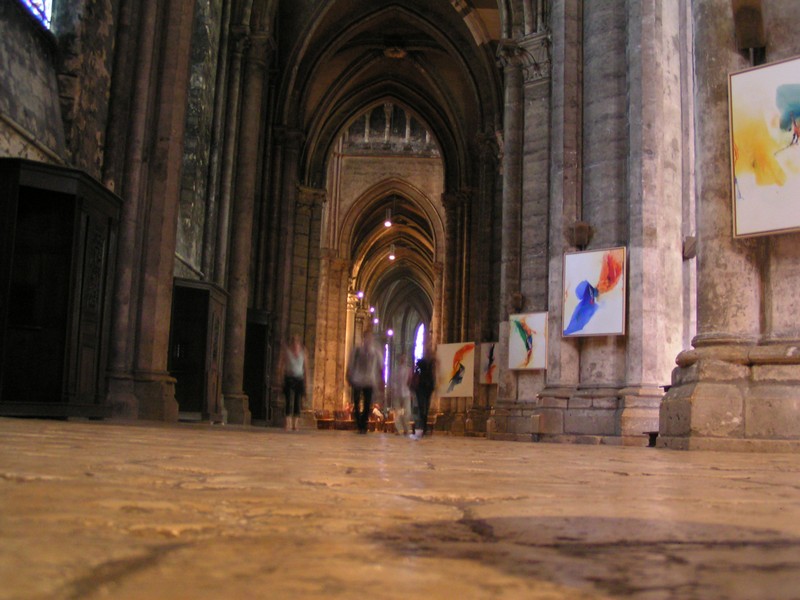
[1,418,799,599]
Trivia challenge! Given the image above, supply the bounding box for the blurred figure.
[413,344,437,439]
[278,333,307,431]
[346,327,384,434]
[389,354,413,436]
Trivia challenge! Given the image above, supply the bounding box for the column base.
[224,393,251,425]
[659,342,800,451]
[106,373,139,419]
[134,371,178,421]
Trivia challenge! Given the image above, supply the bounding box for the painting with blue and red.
[562,247,626,337]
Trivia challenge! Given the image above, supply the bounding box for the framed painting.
[508,312,547,370]
[436,342,475,398]
[562,247,626,337]
[729,55,800,237]
[478,342,498,384]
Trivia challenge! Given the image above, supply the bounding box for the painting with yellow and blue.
[729,55,800,237]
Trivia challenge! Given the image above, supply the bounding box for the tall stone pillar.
[275,131,304,344]
[131,0,197,420]
[486,40,525,439]
[659,0,800,451]
[105,0,161,418]
[537,0,582,436]
[619,0,686,443]
[222,32,273,425]
[212,27,248,285]
[441,192,460,342]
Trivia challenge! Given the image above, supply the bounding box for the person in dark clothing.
[413,345,437,439]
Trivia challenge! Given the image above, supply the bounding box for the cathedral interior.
[3,0,800,451]
[2,0,800,596]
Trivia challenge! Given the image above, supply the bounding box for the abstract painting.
[478,342,498,384]
[562,247,626,337]
[437,342,475,398]
[508,312,547,370]
[729,56,800,237]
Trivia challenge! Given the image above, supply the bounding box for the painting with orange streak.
[508,313,547,370]
[436,342,475,398]
[729,56,800,236]
[562,247,627,337]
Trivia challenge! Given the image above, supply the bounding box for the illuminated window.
[384,343,389,384]
[413,323,425,364]
[21,0,51,28]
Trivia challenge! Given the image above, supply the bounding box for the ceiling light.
[384,208,392,228]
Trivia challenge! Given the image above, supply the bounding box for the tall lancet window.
[21,0,52,28]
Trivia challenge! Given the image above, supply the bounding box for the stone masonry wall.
[176,0,224,278]
[0,1,66,162]
[51,0,116,178]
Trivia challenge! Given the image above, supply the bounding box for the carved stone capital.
[496,39,523,70]
[497,33,551,84]
[297,185,326,208]
[518,31,551,84]
[246,33,276,68]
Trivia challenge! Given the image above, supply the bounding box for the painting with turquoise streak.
[508,313,547,370]
[729,55,800,237]
[562,247,626,337]
[437,342,475,398]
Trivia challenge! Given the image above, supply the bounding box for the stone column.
[212,27,248,286]
[441,192,460,342]
[431,262,444,345]
[222,32,274,425]
[486,40,525,437]
[275,130,304,344]
[620,0,686,444]
[537,0,582,437]
[496,40,524,334]
[105,0,160,418]
[659,0,774,450]
[132,0,197,421]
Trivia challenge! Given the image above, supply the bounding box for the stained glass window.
[20,0,51,28]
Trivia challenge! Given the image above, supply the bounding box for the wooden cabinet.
[0,159,120,417]
[168,279,226,422]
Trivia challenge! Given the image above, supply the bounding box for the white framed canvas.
[508,312,547,370]
[436,342,475,398]
[562,247,626,337]
[729,55,800,237]
[478,342,498,384]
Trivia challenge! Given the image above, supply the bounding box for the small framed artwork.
[729,55,800,237]
[562,247,626,337]
[508,312,547,370]
[436,342,475,398]
[478,342,499,384]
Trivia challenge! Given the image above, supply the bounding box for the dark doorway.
[244,310,272,423]
[168,279,226,422]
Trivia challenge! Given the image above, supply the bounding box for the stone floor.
[1,418,799,600]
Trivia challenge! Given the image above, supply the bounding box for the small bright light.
[384,208,392,227]
[373,317,379,324]
[387,329,394,337]
[388,243,396,260]
[369,306,375,313]
[384,219,392,227]
[388,252,396,261]
[356,290,364,299]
